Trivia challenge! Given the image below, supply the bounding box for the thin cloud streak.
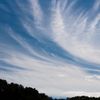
[51,0,100,64]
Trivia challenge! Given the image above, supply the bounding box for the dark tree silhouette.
[0,79,52,100]
[67,96,100,100]
[0,79,100,100]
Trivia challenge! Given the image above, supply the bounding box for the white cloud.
[50,0,100,64]
[1,50,100,97]
[93,0,100,11]
[7,28,54,62]
[29,0,45,31]
[63,91,100,97]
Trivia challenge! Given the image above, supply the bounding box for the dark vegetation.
[0,79,100,100]
[0,79,52,100]
[68,96,100,100]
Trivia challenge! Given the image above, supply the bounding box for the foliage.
[0,79,52,100]
[0,79,100,100]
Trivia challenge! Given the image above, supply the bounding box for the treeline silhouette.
[0,79,52,100]
[0,79,100,100]
[68,96,100,100]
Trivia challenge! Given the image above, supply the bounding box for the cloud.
[1,49,100,97]
[29,0,43,27]
[63,91,100,97]
[50,0,100,64]
[93,0,100,11]
[1,50,100,97]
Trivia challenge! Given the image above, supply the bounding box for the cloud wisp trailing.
[0,0,100,97]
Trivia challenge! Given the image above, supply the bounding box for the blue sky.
[0,0,100,97]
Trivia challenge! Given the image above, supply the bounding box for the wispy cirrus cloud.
[93,0,100,11]
[1,50,100,97]
[51,0,100,64]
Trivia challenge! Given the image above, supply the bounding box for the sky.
[0,0,100,97]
